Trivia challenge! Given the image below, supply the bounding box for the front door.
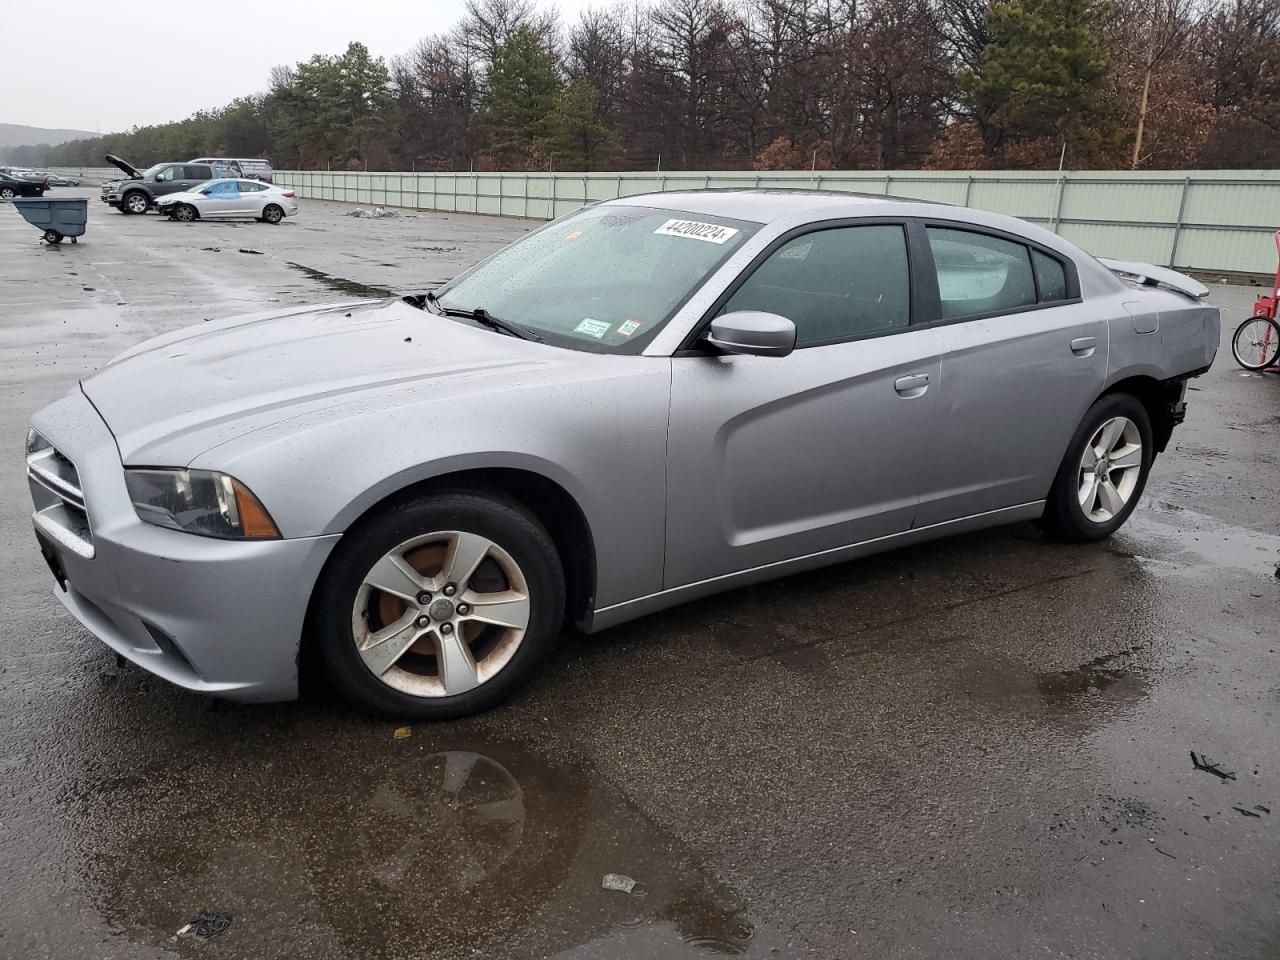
[664,222,943,588]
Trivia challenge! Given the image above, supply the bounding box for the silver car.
[26,191,1219,718]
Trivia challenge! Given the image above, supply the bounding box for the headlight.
[25,427,48,456]
[124,468,280,540]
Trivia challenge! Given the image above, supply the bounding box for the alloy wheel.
[351,530,531,698]
[1077,416,1142,522]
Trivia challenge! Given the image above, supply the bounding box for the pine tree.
[539,78,620,170]
[481,26,562,166]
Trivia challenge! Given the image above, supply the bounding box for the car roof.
[606,189,939,225]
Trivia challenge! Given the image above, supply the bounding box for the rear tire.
[1232,316,1280,370]
[314,492,565,720]
[1041,393,1153,542]
[122,191,149,215]
[262,203,284,224]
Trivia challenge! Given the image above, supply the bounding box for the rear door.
[913,223,1108,525]
[664,220,944,587]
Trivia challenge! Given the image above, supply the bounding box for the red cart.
[1231,229,1280,370]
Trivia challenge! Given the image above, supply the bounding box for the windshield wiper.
[424,291,544,343]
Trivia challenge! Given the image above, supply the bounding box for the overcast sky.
[1,0,600,135]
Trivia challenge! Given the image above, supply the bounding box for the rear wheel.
[315,492,565,719]
[1042,393,1153,542]
[122,191,149,215]
[173,203,197,223]
[43,229,63,244]
[1232,316,1280,370]
[262,203,284,224]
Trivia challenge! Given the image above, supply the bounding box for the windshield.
[436,204,758,353]
[142,163,164,180]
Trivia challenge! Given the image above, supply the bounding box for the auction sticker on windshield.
[574,318,612,338]
[654,219,740,244]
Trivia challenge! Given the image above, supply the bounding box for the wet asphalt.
[1,187,1278,960]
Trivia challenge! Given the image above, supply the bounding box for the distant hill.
[0,123,98,149]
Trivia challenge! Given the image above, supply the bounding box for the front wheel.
[122,191,149,215]
[315,492,565,719]
[1041,393,1153,542]
[173,203,197,223]
[261,203,284,224]
[1232,316,1280,371]
[43,229,63,244]
[0,187,14,199]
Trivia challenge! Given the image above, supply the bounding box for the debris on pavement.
[602,873,645,895]
[393,726,411,740]
[175,911,232,939]
[238,248,263,255]
[1233,807,1262,818]
[346,207,399,219]
[1190,751,1237,781]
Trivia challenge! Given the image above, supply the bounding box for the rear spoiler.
[1097,258,1209,299]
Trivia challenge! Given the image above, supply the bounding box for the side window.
[723,225,911,347]
[1032,249,1068,302]
[927,227,1037,320]
[186,165,212,180]
[241,181,264,192]
[156,165,182,182]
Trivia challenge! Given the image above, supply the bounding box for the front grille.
[27,432,94,558]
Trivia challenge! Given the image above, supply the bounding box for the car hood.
[81,298,576,464]
[105,154,142,179]
[156,190,198,203]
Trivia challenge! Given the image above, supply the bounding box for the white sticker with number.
[654,219,739,244]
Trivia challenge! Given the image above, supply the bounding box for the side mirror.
[703,311,796,357]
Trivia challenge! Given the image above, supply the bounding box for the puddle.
[285,261,393,299]
[1121,502,1280,580]
[1035,648,1148,705]
[67,731,775,959]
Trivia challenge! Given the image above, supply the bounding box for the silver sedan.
[26,191,1220,718]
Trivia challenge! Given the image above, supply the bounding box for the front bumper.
[28,389,340,702]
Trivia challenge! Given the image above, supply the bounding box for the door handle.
[894,373,930,397]
[1070,336,1096,356]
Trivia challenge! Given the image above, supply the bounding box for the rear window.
[186,165,212,180]
[927,227,1037,320]
[1032,250,1068,302]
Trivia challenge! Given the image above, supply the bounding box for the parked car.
[157,178,298,223]
[25,192,1219,719]
[0,171,48,198]
[99,155,238,214]
[190,157,273,183]
[44,172,80,186]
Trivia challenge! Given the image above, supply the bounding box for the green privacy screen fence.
[274,168,1280,275]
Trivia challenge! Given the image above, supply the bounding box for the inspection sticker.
[574,317,612,338]
[654,219,739,244]
[617,319,642,337]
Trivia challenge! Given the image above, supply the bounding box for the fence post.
[1169,177,1191,268]
[1052,174,1067,233]
[963,175,974,207]
[617,174,623,199]
[550,174,556,218]
[883,174,892,195]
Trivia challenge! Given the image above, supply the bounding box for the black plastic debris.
[1190,751,1236,781]
[238,248,263,255]
[1232,806,1261,818]
[177,911,232,939]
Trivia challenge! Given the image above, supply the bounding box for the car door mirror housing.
[703,311,797,357]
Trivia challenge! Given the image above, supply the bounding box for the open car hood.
[105,154,142,180]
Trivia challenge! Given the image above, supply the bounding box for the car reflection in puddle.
[72,735,776,959]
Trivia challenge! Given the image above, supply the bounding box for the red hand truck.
[1231,229,1280,371]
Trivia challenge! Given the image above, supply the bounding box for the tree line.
[6,0,1278,172]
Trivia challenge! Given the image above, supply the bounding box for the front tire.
[122,191,149,215]
[0,187,14,199]
[43,229,63,244]
[173,203,197,223]
[1042,393,1153,542]
[315,492,565,720]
